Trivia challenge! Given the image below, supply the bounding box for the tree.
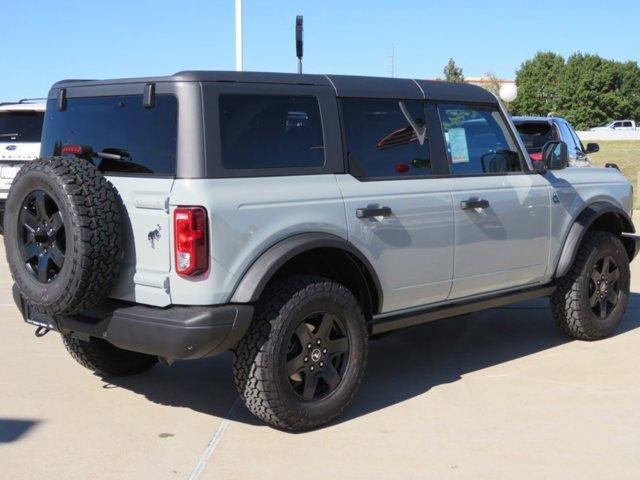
[513,51,640,129]
[443,58,464,83]
[512,51,564,117]
[481,72,502,96]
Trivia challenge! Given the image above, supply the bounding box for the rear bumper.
[12,285,254,360]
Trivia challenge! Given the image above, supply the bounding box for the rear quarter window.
[219,94,325,170]
[40,95,177,176]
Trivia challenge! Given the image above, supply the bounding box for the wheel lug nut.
[319,362,324,367]
[307,343,312,349]
[316,339,321,345]
[322,348,327,354]
[310,366,315,372]
[304,357,308,362]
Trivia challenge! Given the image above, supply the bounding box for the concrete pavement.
[1,244,639,479]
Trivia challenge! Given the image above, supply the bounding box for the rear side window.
[438,103,522,175]
[41,95,177,175]
[219,94,325,169]
[0,110,44,143]
[340,99,431,179]
[514,122,555,153]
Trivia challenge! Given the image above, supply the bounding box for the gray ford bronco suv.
[4,71,639,431]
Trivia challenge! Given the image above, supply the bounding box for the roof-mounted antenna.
[296,15,303,74]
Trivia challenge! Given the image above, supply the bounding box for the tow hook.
[34,326,50,337]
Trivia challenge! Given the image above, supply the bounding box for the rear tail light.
[530,152,542,161]
[61,144,85,155]
[174,207,209,277]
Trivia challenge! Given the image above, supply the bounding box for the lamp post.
[235,0,243,71]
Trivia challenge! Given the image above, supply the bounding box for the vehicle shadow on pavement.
[100,294,640,429]
[337,292,640,426]
[0,418,40,443]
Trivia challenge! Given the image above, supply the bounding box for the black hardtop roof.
[50,70,498,103]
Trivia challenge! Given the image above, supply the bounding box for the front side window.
[219,94,325,170]
[341,99,431,179]
[438,103,522,175]
[41,95,177,175]
[0,110,44,143]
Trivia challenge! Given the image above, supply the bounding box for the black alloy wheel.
[285,311,350,401]
[588,255,620,320]
[18,190,66,284]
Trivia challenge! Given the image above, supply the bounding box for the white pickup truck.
[591,120,637,132]
[0,99,46,232]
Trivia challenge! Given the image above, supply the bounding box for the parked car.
[4,72,638,431]
[0,99,45,232]
[591,120,637,132]
[513,116,598,167]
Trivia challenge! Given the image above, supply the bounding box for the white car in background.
[0,99,46,232]
[591,120,637,131]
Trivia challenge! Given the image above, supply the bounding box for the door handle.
[356,206,392,219]
[460,198,489,210]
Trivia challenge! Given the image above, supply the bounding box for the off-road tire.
[233,275,368,431]
[551,231,630,340]
[3,156,122,315]
[62,334,157,376]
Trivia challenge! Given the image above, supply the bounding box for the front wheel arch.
[555,202,635,278]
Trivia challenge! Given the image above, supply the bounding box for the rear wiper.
[0,133,19,138]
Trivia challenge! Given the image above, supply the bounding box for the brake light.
[174,207,209,276]
[61,144,84,155]
[530,152,542,161]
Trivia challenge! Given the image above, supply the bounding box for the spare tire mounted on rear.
[3,156,123,316]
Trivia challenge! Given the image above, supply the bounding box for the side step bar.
[370,284,556,335]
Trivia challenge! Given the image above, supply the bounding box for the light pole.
[235,0,243,71]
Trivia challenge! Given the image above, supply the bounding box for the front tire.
[233,275,368,431]
[62,334,158,376]
[551,231,630,340]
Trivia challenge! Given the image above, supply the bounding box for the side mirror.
[541,141,568,170]
[586,142,600,154]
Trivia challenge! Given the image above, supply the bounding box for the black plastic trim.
[555,202,636,278]
[230,233,383,312]
[370,284,556,334]
[12,286,254,360]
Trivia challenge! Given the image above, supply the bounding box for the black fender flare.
[229,233,383,311]
[555,202,635,278]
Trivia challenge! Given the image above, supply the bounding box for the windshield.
[514,122,554,153]
[0,111,44,142]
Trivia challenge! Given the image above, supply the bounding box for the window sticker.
[447,128,469,164]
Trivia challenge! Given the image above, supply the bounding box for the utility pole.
[390,43,395,78]
[235,0,243,71]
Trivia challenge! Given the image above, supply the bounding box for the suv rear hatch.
[0,109,44,197]
[39,94,178,307]
[513,120,557,161]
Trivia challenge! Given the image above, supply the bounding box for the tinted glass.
[438,104,521,175]
[220,95,324,169]
[0,111,44,142]
[341,99,431,179]
[41,95,177,175]
[558,121,578,151]
[514,122,554,154]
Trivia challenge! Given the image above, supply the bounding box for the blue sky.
[5,0,639,100]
